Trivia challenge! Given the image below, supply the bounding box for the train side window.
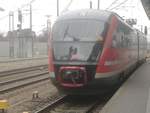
[112,35,117,48]
[112,29,122,48]
[119,22,132,48]
[121,35,125,47]
[112,23,122,48]
[115,21,124,48]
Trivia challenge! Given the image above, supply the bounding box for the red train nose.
[58,66,87,88]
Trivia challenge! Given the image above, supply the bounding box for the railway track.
[0,65,49,94]
[0,57,48,63]
[0,64,47,77]
[35,94,112,113]
[30,60,143,113]
[35,95,68,113]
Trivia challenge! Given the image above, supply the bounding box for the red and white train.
[48,9,147,95]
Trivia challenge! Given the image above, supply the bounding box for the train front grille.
[58,66,87,87]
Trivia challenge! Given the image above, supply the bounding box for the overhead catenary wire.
[108,0,129,11]
[106,0,120,10]
[30,0,37,4]
[21,0,38,9]
[61,0,73,14]
[0,0,39,21]
[0,14,8,21]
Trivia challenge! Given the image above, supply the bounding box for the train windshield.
[52,19,107,41]
[52,19,108,64]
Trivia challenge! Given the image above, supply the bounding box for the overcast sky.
[0,0,149,34]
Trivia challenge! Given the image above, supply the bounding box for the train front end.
[49,10,111,94]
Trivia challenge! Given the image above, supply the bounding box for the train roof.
[56,9,114,22]
[55,9,134,31]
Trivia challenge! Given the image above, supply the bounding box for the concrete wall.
[0,41,9,57]
[0,41,47,57]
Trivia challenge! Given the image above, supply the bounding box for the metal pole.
[98,0,100,9]
[141,25,143,33]
[12,12,14,31]
[30,4,33,57]
[19,9,22,57]
[30,4,32,31]
[9,12,14,57]
[9,12,11,31]
[90,1,92,9]
[12,12,14,57]
[9,12,11,57]
[57,0,59,16]
[47,18,49,55]
[46,15,51,55]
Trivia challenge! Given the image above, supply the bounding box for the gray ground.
[100,60,150,113]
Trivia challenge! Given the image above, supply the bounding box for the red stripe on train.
[96,15,118,73]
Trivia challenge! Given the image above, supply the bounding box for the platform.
[100,61,150,113]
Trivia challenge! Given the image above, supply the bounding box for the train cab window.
[52,19,108,63]
[52,20,108,42]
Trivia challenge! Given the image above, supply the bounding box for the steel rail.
[0,73,49,94]
[0,71,48,85]
[34,95,108,113]
[35,95,68,113]
[0,64,48,77]
[0,57,48,63]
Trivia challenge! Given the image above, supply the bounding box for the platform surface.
[100,60,150,113]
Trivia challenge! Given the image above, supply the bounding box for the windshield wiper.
[63,26,79,41]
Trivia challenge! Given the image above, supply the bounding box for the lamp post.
[9,11,15,57]
[30,4,32,31]
[29,0,36,57]
[97,0,100,9]
[46,15,51,55]
[90,1,92,9]
[57,0,59,16]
